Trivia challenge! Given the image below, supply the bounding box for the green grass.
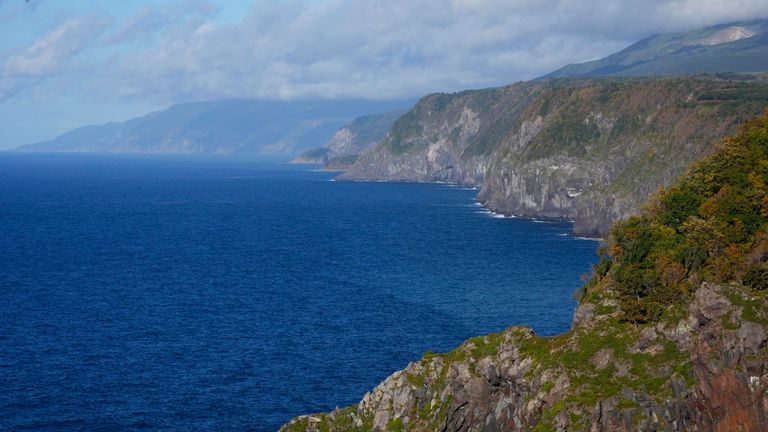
[726,289,768,326]
[405,372,425,388]
[381,109,424,155]
[542,381,555,393]
[327,154,360,166]
[466,332,505,359]
[385,418,404,432]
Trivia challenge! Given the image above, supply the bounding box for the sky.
[1,0,767,149]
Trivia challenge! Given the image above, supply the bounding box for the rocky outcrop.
[291,147,331,164]
[342,76,768,236]
[281,283,768,432]
[341,84,543,186]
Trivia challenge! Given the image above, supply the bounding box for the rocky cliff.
[282,113,768,431]
[342,75,768,236]
[293,110,408,168]
[341,84,543,186]
[283,283,767,432]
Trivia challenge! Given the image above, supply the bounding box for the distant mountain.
[16,99,413,155]
[545,19,768,78]
[291,109,407,168]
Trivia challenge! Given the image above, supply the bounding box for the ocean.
[0,153,598,430]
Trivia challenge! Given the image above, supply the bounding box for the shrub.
[743,263,768,290]
[619,296,663,323]
[602,112,768,321]
[613,264,659,299]
[658,188,702,230]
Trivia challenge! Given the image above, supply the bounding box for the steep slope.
[341,83,544,185]
[546,19,768,78]
[292,109,408,168]
[342,75,768,236]
[282,111,768,432]
[16,99,411,155]
[480,76,768,236]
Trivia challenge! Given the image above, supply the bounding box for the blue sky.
[1,0,767,149]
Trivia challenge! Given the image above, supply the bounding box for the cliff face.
[341,84,544,186]
[282,113,768,431]
[292,110,408,168]
[480,77,768,236]
[326,111,408,157]
[342,76,768,236]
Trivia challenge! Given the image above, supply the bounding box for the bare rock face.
[682,284,768,431]
[326,128,357,156]
[341,76,768,236]
[281,283,768,431]
[293,110,409,169]
[688,26,757,47]
[341,83,544,187]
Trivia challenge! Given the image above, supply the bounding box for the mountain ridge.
[544,18,768,79]
[15,99,414,155]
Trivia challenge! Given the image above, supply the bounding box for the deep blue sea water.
[0,154,598,431]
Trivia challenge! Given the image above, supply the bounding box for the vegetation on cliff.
[481,75,768,236]
[596,111,768,323]
[343,75,768,236]
[282,113,768,431]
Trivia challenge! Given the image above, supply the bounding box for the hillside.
[342,75,768,236]
[546,19,768,78]
[291,109,408,168]
[15,100,411,155]
[282,111,768,432]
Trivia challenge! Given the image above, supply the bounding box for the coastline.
[332,173,605,240]
[281,113,768,432]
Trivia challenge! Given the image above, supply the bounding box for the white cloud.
[4,16,107,77]
[3,0,768,105]
[104,2,217,46]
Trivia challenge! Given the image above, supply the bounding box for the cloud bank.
[2,0,768,105]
